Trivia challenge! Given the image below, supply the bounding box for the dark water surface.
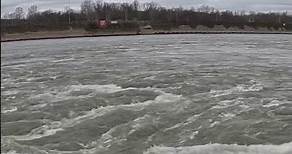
[1,34,292,154]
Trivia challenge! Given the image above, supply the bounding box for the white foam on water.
[24,75,59,82]
[128,114,154,135]
[143,142,292,154]
[52,58,75,63]
[96,114,154,149]
[78,91,183,152]
[164,114,201,132]
[69,84,125,94]
[1,90,19,96]
[189,131,199,140]
[211,100,236,109]
[210,98,253,114]
[96,126,118,148]
[218,113,236,121]
[210,81,263,97]
[30,92,67,103]
[28,103,48,110]
[144,75,156,80]
[85,92,182,147]
[25,77,39,82]
[9,122,64,141]
[1,107,18,114]
[30,84,128,103]
[5,151,18,154]
[125,48,141,51]
[1,137,48,154]
[263,100,286,108]
[10,87,183,141]
[209,121,220,128]
[88,114,161,151]
[9,106,116,141]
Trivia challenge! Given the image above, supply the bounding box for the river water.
[1,34,292,154]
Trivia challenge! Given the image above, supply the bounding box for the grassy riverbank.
[1,28,291,42]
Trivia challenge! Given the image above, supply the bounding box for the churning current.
[1,34,292,154]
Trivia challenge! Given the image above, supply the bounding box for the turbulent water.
[1,34,292,154]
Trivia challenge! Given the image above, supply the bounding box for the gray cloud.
[1,0,292,15]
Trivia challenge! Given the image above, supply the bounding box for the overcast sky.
[2,0,292,15]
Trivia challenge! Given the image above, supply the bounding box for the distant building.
[142,25,152,30]
[283,23,286,27]
[139,25,153,34]
[110,21,118,25]
[96,19,110,29]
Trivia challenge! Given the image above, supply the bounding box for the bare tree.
[14,7,25,19]
[2,13,13,19]
[27,5,38,18]
[81,0,95,21]
[121,3,130,21]
[1,0,291,33]
[143,2,159,21]
[133,0,139,11]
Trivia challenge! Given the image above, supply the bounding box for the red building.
[96,19,110,29]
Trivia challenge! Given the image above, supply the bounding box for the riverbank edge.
[2,31,292,42]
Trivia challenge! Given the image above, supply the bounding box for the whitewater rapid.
[1,34,292,154]
[144,142,292,154]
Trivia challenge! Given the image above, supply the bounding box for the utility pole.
[125,9,128,21]
[68,0,72,30]
[68,0,71,25]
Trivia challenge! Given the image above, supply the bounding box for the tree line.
[1,0,292,34]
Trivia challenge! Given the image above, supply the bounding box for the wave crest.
[144,142,292,154]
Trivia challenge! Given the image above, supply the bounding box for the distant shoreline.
[2,30,292,43]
